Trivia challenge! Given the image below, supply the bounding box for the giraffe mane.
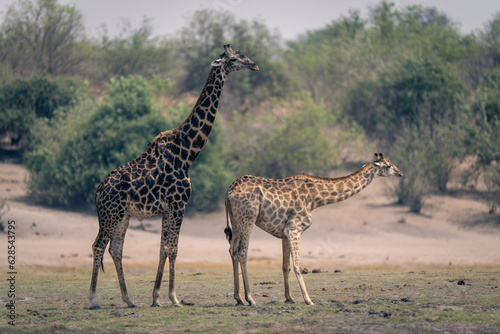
[293,164,373,183]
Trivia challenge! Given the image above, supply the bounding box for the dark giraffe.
[224,153,403,306]
[89,44,259,309]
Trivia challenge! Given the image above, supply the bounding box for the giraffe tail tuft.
[224,192,233,244]
[224,227,232,243]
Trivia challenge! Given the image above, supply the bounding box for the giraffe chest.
[124,169,192,218]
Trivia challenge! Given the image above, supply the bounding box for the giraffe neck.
[307,165,378,210]
[173,66,228,169]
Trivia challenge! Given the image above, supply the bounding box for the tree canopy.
[1,0,499,215]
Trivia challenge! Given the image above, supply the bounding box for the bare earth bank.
[1,162,499,272]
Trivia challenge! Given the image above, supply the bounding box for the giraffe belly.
[127,202,163,219]
[125,192,170,219]
[255,218,286,238]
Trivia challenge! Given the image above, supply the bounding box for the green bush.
[462,70,500,212]
[390,119,462,213]
[345,56,468,141]
[225,95,349,179]
[25,76,167,208]
[0,76,77,148]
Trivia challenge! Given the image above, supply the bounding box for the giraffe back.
[226,175,314,238]
[95,130,191,222]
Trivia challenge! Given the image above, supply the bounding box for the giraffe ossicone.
[88,44,258,309]
[224,153,403,306]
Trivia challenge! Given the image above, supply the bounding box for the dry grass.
[1,263,499,333]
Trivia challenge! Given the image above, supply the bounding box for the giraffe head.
[370,153,404,177]
[211,44,259,73]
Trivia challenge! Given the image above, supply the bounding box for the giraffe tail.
[100,255,105,273]
[224,193,232,244]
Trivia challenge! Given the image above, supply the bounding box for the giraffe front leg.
[151,245,167,307]
[167,247,182,307]
[152,211,183,307]
[282,238,295,304]
[284,227,314,306]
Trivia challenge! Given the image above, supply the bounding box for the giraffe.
[224,153,403,306]
[88,44,259,309]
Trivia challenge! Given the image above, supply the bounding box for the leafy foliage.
[1,1,499,215]
[91,18,177,85]
[346,56,467,138]
[178,9,290,112]
[0,0,86,76]
[0,76,77,148]
[225,95,350,179]
[461,68,500,211]
[25,76,167,208]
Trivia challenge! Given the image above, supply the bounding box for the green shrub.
[25,76,167,209]
[226,95,346,179]
[390,115,465,213]
[0,76,77,148]
[345,56,468,142]
[462,70,500,212]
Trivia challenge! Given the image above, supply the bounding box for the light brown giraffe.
[88,44,258,309]
[224,153,403,306]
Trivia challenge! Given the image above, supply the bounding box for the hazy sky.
[1,0,499,40]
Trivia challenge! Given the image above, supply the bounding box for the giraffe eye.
[230,57,237,62]
[386,164,391,168]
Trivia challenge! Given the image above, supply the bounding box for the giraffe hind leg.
[108,215,136,308]
[232,227,256,306]
[229,236,244,305]
[239,255,256,306]
[89,229,109,309]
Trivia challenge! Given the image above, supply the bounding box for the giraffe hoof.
[285,299,295,304]
[127,304,137,308]
[173,303,183,308]
[151,302,162,308]
[89,304,101,310]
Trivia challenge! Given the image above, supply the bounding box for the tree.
[225,95,346,180]
[177,9,288,112]
[462,68,500,212]
[0,76,77,149]
[25,75,168,208]
[346,56,468,141]
[480,12,500,67]
[91,17,177,85]
[1,0,86,76]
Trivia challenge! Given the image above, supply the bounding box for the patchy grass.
[1,264,499,333]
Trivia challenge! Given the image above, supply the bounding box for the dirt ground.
[1,161,499,272]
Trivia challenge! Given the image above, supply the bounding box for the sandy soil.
[1,162,499,272]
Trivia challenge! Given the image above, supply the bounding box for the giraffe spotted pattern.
[89,44,258,309]
[224,153,403,306]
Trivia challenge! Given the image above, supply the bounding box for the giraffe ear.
[211,58,224,67]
